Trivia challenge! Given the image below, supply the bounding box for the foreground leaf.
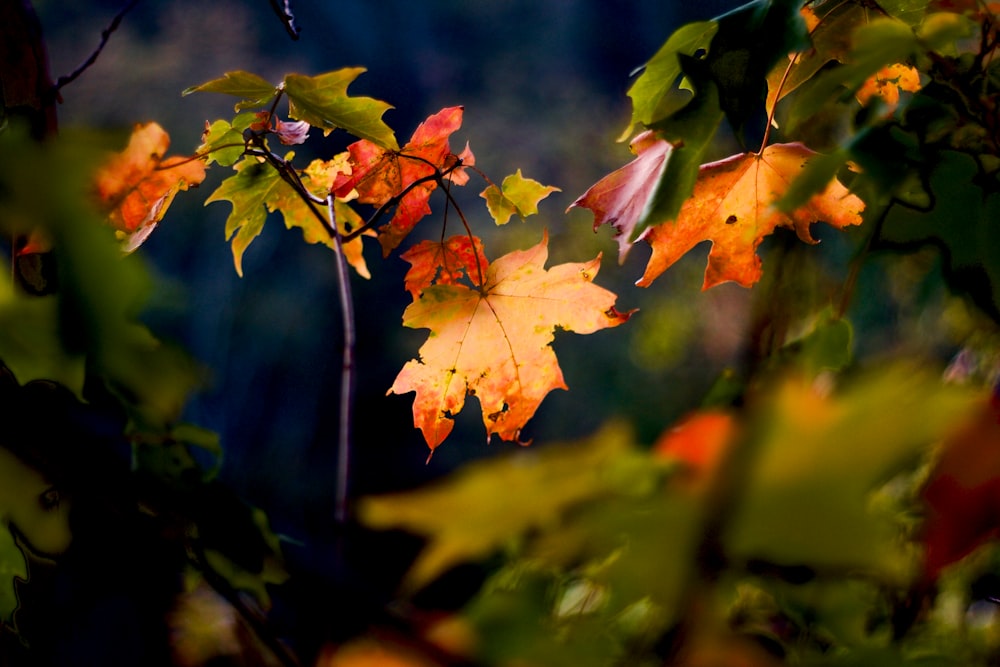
[389,232,633,451]
[93,122,206,252]
[726,365,980,580]
[358,422,645,589]
[638,142,865,289]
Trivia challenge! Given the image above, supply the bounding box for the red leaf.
[332,106,473,256]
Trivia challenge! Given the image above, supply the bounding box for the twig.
[268,0,300,40]
[48,0,141,101]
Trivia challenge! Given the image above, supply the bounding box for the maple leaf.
[480,169,560,225]
[388,232,633,452]
[400,235,488,298]
[332,106,473,256]
[182,70,277,111]
[93,122,206,252]
[568,131,672,261]
[637,142,865,289]
[198,113,255,167]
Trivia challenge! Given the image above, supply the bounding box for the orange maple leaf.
[332,106,474,256]
[400,235,488,298]
[389,232,633,453]
[638,143,865,289]
[94,122,206,251]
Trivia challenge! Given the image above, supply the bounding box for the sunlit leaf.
[197,113,254,167]
[389,232,633,451]
[400,235,487,297]
[332,106,473,255]
[568,131,672,261]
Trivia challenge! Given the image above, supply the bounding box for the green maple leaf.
[197,112,255,167]
[207,154,368,278]
[479,170,560,225]
[182,71,277,111]
[283,69,398,149]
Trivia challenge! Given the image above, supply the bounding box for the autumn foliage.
[6,0,1000,666]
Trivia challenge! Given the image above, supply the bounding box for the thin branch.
[268,0,300,40]
[48,0,141,101]
[327,196,356,525]
[340,161,463,243]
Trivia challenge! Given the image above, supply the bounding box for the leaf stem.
[759,53,798,154]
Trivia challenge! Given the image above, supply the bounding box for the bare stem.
[327,196,356,524]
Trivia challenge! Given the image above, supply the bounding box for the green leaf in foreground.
[480,170,560,225]
[358,422,661,591]
[284,69,398,150]
[726,364,981,581]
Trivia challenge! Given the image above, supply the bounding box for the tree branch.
[48,0,140,101]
